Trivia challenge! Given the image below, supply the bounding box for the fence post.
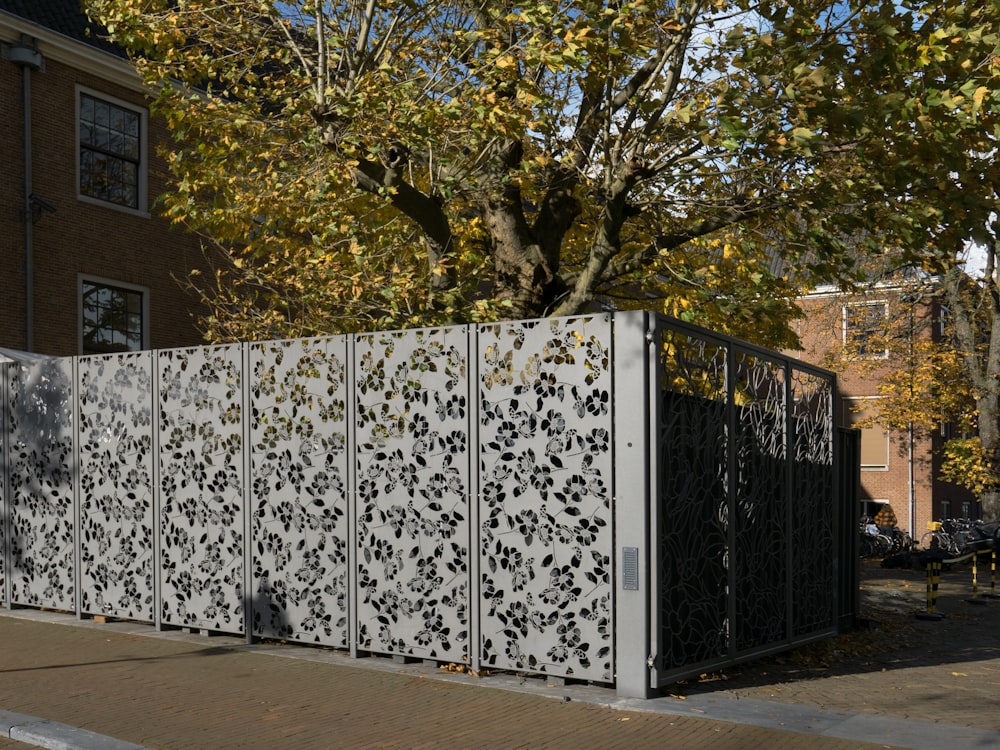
[467,325,481,677]
[71,357,81,619]
[613,311,656,698]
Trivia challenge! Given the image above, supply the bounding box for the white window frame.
[79,275,150,355]
[76,85,150,217]
[843,300,890,360]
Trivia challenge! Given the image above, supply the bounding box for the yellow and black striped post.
[967,551,988,605]
[985,548,1000,600]
[916,558,945,620]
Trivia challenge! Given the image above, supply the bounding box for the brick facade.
[1,5,209,356]
[794,287,976,537]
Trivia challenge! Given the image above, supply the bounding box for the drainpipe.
[909,421,916,537]
[3,37,44,352]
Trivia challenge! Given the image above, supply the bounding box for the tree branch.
[350,156,456,292]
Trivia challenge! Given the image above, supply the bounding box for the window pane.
[97,285,113,307]
[123,135,140,160]
[844,302,888,359]
[121,183,137,209]
[78,93,142,209]
[81,281,145,354]
[80,94,94,123]
[94,101,109,127]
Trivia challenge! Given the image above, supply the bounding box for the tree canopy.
[822,1,1000,519]
[83,0,996,351]
[74,0,860,338]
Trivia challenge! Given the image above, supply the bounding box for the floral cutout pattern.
[1,362,7,601]
[78,353,155,620]
[6,359,76,610]
[0,314,841,687]
[355,327,471,662]
[478,316,614,682]
[249,338,349,646]
[158,346,245,632]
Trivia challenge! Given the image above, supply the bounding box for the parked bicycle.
[859,518,892,559]
[919,518,995,557]
[859,518,914,560]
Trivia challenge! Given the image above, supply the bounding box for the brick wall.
[1,52,27,349]
[1,44,210,356]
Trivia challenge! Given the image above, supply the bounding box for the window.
[78,90,145,210]
[843,301,889,359]
[81,279,148,354]
[843,397,889,470]
[860,499,890,523]
[937,304,951,339]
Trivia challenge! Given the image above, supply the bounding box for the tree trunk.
[943,262,1000,525]
[978,408,1000,524]
[484,191,561,320]
[980,489,1000,524]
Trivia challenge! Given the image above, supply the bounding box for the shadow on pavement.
[675,559,1000,728]
[0,645,235,675]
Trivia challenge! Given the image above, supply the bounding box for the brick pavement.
[2,559,1000,750]
[0,612,893,750]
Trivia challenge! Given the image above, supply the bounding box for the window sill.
[77,193,151,219]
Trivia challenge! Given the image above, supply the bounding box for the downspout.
[908,304,916,537]
[3,37,44,352]
[909,422,915,536]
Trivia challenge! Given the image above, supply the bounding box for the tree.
[825,1,1000,521]
[85,0,919,343]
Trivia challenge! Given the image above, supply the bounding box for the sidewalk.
[2,560,1000,750]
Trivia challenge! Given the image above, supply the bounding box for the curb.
[0,708,150,750]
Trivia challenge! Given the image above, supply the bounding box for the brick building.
[1,0,209,356]
[795,281,976,538]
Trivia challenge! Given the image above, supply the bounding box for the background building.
[795,281,976,538]
[1,0,209,356]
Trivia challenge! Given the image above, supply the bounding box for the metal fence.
[0,312,852,697]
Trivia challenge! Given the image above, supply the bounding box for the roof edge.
[0,9,143,93]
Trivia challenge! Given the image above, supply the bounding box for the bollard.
[966,551,988,605]
[985,548,1000,600]
[916,558,945,621]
